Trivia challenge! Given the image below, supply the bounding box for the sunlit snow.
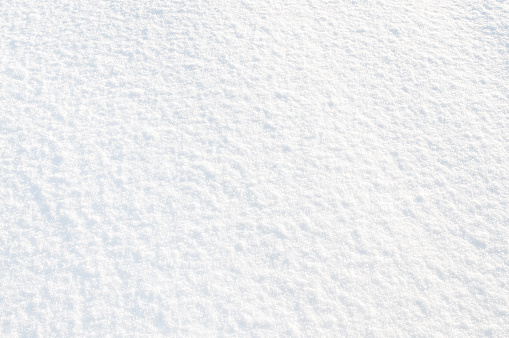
[1,1,508,336]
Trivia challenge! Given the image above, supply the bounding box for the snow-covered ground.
[1,0,508,336]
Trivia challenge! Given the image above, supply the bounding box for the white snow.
[1,0,508,336]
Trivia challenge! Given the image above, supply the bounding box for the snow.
[1,0,508,336]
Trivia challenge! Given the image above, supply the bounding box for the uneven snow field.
[1,0,509,336]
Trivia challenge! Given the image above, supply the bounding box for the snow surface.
[1,0,509,336]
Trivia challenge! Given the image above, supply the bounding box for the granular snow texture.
[1,0,509,336]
